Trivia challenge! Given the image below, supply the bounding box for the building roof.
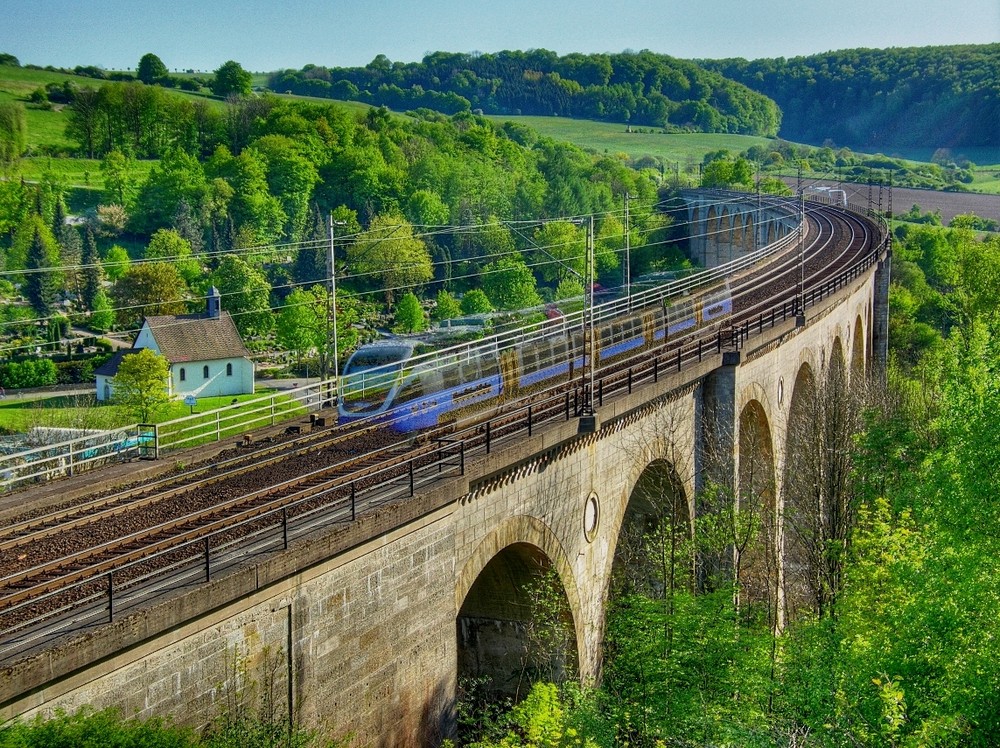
[142,312,250,364]
[93,349,135,377]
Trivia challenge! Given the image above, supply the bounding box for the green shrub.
[0,358,58,388]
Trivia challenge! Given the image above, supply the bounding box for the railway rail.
[0,197,887,664]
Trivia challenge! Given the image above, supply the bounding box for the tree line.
[704,43,1000,149]
[268,49,782,136]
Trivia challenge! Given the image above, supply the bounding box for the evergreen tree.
[57,223,83,305]
[24,219,61,316]
[81,227,103,311]
[51,197,67,238]
[171,198,204,254]
[292,205,327,285]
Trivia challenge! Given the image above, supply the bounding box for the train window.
[480,354,499,378]
[552,338,568,361]
[460,359,479,383]
[521,346,539,373]
[396,365,434,404]
[441,363,460,389]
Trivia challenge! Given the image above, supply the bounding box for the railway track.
[0,198,886,662]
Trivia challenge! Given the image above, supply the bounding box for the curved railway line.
[0,197,887,663]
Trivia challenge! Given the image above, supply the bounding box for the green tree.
[432,289,461,321]
[136,52,168,84]
[101,149,138,208]
[275,287,322,363]
[393,291,426,333]
[64,86,103,159]
[211,255,273,338]
[24,217,62,316]
[103,244,131,282]
[112,347,170,422]
[248,135,319,241]
[346,213,433,304]
[112,261,187,329]
[461,289,493,314]
[532,221,586,284]
[482,255,542,310]
[211,60,253,98]
[89,289,115,332]
[81,228,103,310]
[145,228,201,285]
[0,101,27,172]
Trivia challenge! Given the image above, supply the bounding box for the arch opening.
[736,400,778,623]
[456,543,578,702]
[611,459,691,599]
[782,342,858,621]
[851,315,866,380]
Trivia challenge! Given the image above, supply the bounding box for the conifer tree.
[172,198,204,254]
[25,221,61,316]
[293,205,327,285]
[81,227,103,311]
[58,223,83,304]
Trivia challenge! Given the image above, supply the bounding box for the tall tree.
[64,86,103,159]
[136,53,168,84]
[111,261,187,329]
[211,254,273,338]
[171,198,204,255]
[0,101,27,172]
[481,255,542,311]
[81,227,103,311]
[24,217,61,316]
[346,213,432,304]
[101,149,138,208]
[211,60,253,98]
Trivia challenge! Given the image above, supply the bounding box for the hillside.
[702,44,1000,151]
[268,49,782,137]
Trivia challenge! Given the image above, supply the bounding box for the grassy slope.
[486,114,772,168]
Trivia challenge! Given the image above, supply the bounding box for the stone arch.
[707,205,719,238]
[737,398,778,619]
[851,314,865,379]
[456,517,581,698]
[781,361,819,619]
[608,458,691,598]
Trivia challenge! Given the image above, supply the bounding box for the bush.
[0,358,58,388]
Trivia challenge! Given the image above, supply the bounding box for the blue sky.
[2,0,997,73]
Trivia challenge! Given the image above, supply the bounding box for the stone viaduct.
[0,196,891,746]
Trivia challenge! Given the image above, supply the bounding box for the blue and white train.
[338,282,732,432]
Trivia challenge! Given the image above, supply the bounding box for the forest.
[268,49,783,137]
[703,44,1000,149]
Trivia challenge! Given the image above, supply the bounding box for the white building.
[96,288,254,403]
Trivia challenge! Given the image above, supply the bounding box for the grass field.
[485,114,772,169]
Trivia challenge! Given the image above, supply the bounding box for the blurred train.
[338,282,732,432]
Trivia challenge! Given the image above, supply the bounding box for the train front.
[337,341,413,424]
